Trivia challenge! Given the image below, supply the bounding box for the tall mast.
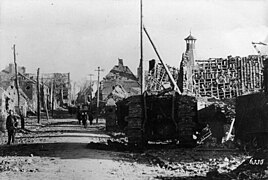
[140,0,144,94]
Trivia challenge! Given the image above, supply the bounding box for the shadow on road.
[30,129,107,135]
[0,142,114,160]
[46,120,105,127]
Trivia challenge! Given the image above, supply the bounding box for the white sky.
[0,0,268,82]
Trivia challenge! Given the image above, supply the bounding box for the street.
[0,117,249,180]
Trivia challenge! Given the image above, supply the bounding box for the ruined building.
[146,59,180,92]
[25,72,71,107]
[101,59,140,102]
[178,33,266,99]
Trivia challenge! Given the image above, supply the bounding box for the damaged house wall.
[26,72,71,107]
[5,83,28,117]
[146,59,180,92]
[0,87,13,131]
[0,65,29,116]
[19,73,50,113]
[179,33,265,99]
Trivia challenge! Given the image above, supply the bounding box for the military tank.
[116,92,199,146]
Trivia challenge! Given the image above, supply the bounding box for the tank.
[116,92,198,146]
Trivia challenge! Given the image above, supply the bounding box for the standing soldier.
[6,110,18,145]
[87,104,94,125]
[76,106,82,124]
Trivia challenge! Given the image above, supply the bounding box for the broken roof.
[104,59,137,81]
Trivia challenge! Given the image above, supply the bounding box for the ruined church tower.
[179,33,197,93]
[184,33,197,66]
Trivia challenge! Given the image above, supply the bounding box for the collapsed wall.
[180,55,266,99]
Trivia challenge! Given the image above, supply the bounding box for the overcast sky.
[0,0,268,82]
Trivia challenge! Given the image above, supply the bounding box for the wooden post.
[96,67,100,124]
[42,78,49,121]
[140,0,144,94]
[95,67,104,124]
[37,68,40,123]
[13,44,25,129]
[51,79,54,118]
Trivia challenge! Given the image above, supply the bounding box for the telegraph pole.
[13,44,25,129]
[37,68,41,123]
[41,77,49,121]
[140,0,144,94]
[88,74,94,102]
[51,79,55,118]
[95,67,104,124]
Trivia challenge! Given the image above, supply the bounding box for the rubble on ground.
[0,156,41,173]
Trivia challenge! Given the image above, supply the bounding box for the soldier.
[76,106,82,124]
[6,110,18,145]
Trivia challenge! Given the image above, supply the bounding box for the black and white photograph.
[0,0,267,179]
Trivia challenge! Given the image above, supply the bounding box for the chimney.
[9,64,13,74]
[118,59,123,66]
[21,67,26,74]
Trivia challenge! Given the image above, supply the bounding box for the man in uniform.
[6,110,18,145]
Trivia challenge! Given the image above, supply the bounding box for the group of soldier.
[76,105,94,128]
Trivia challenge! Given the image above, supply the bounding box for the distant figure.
[86,105,94,125]
[81,111,88,128]
[76,106,82,124]
[88,111,94,125]
[6,110,18,145]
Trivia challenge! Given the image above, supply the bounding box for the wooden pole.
[143,26,181,94]
[88,74,94,102]
[96,67,100,124]
[51,79,54,118]
[95,67,104,124]
[140,0,144,94]
[37,68,40,123]
[42,77,49,121]
[13,44,25,129]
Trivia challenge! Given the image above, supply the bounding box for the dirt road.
[0,118,247,180]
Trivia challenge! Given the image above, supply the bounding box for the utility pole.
[88,74,94,102]
[13,44,25,129]
[37,68,41,123]
[42,77,49,121]
[72,81,76,104]
[140,0,144,94]
[51,79,54,118]
[87,74,94,114]
[95,67,104,124]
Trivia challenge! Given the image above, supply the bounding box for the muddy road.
[0,118,247,180]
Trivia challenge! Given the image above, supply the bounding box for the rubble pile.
[119,148,248,179]
[206,149,268,180]
[0,157,40,173]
